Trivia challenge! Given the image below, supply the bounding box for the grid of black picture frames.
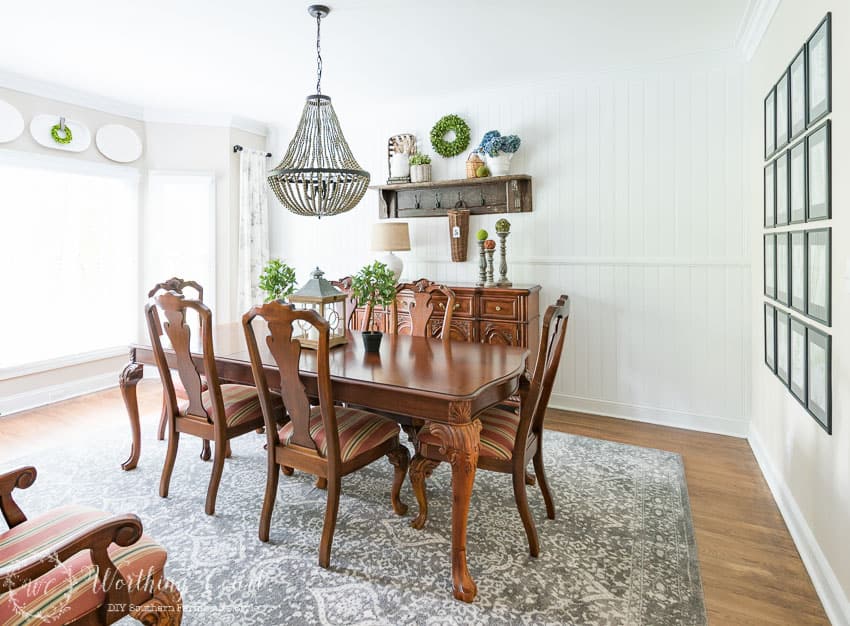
[765,304,832,433]
[762,13,832,435]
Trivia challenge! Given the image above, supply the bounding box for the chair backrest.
[148,277,204,301]
[242,302,342,462]
[144,291,224,426]
[330,276,365,331]
[515,295,570,449]
[394,278,456,340]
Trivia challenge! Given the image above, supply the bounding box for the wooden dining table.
[119,325,528,602]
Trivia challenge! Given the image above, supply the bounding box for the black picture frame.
[789,317,806,403]
[806,228,831,325]
[807,120,831,221]
[776,232,789,305]
[775,310,790,386]
[790,46,807,140]
[806,325,831,433]
[764,161,775,228]
[764,303,776,372]
[764,88,776,159]
[807,13,831,127]
[764,234,776,299]
[790,230,806,313]
[775,151,789,226]
[789,140,806,224]
[775,71,790,149]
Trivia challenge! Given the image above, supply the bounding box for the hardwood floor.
[0,383,828,624]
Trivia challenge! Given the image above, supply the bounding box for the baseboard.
[548,393,749,438]
[0,373,118,417]
[748,427,850,626]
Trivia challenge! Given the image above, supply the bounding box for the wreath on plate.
[430,114,470,158]
[50,123,73,145]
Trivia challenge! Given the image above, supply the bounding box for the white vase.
[410,163,431,183]
[485,153,513,176]
[389,153,410,179]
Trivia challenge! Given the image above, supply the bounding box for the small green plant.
[409,153,432,166]
[258,259,297,302]
[350,261,397,331]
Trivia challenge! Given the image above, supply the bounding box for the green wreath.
[50,124,73,145]
[430,114,470,158]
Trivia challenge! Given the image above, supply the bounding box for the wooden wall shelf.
[371,174,532,219]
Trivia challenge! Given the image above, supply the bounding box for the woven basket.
[447,208,470,262]
[465,152,484,178]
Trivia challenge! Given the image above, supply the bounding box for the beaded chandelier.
[267,5,370,218]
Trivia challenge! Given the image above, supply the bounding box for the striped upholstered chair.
[408,295,570,557]
[243,301,409,568]
[0,466,182,624]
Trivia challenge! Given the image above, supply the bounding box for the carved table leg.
[430,418,482,603]
[130,579,183,625]
[409,455,439,530]
[120,360,144,471]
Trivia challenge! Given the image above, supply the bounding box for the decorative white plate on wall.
[29,114,91,152]
[0,99,24,143]
[96,124,143,163]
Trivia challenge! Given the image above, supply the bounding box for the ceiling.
[0,0,752,125]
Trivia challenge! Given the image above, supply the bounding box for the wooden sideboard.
[354,283,541,356]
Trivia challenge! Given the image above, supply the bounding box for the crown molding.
[0,69,267,136]
[735,0,781,62]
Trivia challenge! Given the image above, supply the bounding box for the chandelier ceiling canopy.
[267,5,370,218]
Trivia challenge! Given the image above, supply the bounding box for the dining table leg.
[430,418,482,603]
[119,357,144,471]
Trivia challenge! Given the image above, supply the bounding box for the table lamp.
[371,222,410,281]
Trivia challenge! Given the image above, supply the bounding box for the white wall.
[269,54,750,437]
[747,2,850,623]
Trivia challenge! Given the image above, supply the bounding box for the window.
[143,172,216,313]
[0,151,140,374]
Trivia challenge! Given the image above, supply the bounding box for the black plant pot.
[362,331,383,353]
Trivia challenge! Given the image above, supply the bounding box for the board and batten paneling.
[268,59,750,436]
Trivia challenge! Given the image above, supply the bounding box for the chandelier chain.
[315,12,323,95]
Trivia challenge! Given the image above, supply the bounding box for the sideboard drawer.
[434,294,474,318]
[480,296,518,320]
[479,321,522,346]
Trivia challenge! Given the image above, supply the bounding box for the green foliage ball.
[476,165,490,178]
[476,229,488,241]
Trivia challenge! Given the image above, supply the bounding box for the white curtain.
[237,149,270,313]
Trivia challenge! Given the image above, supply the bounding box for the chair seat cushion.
[0,505,167,625]
[178,383,274,427]
[173,373,207,400]
[278,407,399,462]
[418,408,529,461]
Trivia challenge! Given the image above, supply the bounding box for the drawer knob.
[453,303,460,311]
[438,302,445,309]
[495,305,502,312]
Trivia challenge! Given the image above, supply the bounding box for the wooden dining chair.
[408,295,570,557]
[145,291,281,515]
[148,277,211,458]
[0,466,182,625]
[394,278,456,339]
[242,301,409,568]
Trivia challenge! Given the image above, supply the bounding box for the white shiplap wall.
[269,56,750,436]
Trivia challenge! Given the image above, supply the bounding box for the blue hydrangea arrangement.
[477,130,521,157]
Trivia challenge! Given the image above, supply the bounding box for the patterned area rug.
[5,427,706,625]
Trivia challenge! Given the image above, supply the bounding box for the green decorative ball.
[476,165,490,178]
[476,229,488,241]
[50,124,73,145]
[495,218,511,233]
[430,114,471,158]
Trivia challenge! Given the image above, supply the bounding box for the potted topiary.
[409,152,432,183]
[350,261,397,352]
[258,258,297,302]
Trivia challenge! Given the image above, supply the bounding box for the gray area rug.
[6,427,706,625]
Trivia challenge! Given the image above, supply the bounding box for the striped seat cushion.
[178,383,274,427]
[173,373,207,400]
[0,505,167,626]
[418,408,530,461]
[278,407,399,462]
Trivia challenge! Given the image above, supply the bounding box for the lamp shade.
[371,222,411,252]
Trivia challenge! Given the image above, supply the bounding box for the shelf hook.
[435,191,441,209]
[59,117,66,132]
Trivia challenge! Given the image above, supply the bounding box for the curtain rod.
[233,145,272,157]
